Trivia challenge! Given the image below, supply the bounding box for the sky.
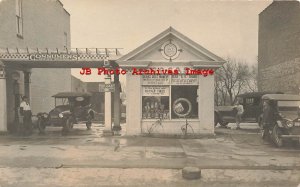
[60,0,272,81]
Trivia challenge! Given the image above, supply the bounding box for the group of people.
[234,99,278,130]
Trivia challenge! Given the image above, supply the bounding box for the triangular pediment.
[117,27,225,67]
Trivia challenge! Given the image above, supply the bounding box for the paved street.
[0,123,299,187]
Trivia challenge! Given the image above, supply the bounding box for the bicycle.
[147,116,164,135]
[180,117,194,137]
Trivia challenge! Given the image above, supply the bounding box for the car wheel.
[37,118,46,134]
[271,125,284,147]
[220,121,229,127]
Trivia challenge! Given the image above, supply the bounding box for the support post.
[103,75,113,136]
[0,62,7,133]
[23,69,31,101]
[112,73,121,135]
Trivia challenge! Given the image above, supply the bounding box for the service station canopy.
[0,48,122,68]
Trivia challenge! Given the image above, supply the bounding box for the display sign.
[142,86,169,96]
[99,83,115,92]
[28,53,78,61]
[105,83,115,92]
[171,74,198,85]
[142,75,170,85]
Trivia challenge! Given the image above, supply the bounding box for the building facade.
[0,0,71,132]
[258,1,300,94]
[118,27,225,136]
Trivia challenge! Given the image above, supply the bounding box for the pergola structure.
[0,48,122,134]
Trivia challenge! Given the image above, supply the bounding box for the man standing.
[235,101,244,130]
[19,96,32,135]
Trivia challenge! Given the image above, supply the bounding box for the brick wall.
[258,1,300,93]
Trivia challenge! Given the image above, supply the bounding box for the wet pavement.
[0,123,299,187]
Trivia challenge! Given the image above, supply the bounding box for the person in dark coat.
[262,100,278,129]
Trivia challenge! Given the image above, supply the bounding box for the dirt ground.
[0,123,299,187]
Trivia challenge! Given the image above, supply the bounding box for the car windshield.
[278,100,300,112]
[55,98,69,106]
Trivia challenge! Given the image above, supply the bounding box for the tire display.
[172,98,192,118]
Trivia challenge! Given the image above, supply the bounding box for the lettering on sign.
[142,75,170,85]
[171,74,198,85]
[28,53,78,61]
[105,83,115,92]
[142,86,169,96]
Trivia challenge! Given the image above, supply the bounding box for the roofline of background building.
[259,1,299,16]
[57,0,71,16]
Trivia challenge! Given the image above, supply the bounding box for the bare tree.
[215,57,256,106]
[245,64,258,92]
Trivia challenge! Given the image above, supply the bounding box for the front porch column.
[103,75,113,136]
[23,69,31,100]
[0,62,7,132]
[112,73,121,134]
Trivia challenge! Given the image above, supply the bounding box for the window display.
[142,74,199,120]
[142,96,169,119]
[171,86,198,119]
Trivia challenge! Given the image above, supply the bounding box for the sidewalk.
[0,124,299,186]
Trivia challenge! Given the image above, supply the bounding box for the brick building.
[0,0,71,132]
[258,1,300,94]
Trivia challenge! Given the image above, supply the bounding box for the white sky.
[60,0,272,82]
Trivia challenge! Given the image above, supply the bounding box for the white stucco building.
[118,27,225,136]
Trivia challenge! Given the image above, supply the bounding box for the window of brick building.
[16,0,23,38]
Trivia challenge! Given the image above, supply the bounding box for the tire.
[271,125,284,147]
[182,167,201,180]
[220,121,229,127]
[172,98,192,118]
[37,117,46,134]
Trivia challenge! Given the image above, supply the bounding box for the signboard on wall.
[142,86,169,96]
[142,75,170,85]
[99,83,115,92]
[28,53,78,61]
[171,75,198,85]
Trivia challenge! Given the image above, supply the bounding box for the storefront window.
[142,74,199,120]
[142,86,170,119]
[142,96,169,119]
[171,86,198,119]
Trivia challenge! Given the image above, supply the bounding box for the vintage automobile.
[214,92,283,127]
[36,92,94,133]
[259,94,300,147]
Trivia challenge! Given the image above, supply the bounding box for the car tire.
[271,125,284,147]
[220,121,229,127]
[37,117,46,134]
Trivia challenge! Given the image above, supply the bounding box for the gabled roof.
[117,27,226,67]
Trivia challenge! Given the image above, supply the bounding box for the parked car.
[214,92,283,127]
[260,94,300,147]
[36,92,94,134]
